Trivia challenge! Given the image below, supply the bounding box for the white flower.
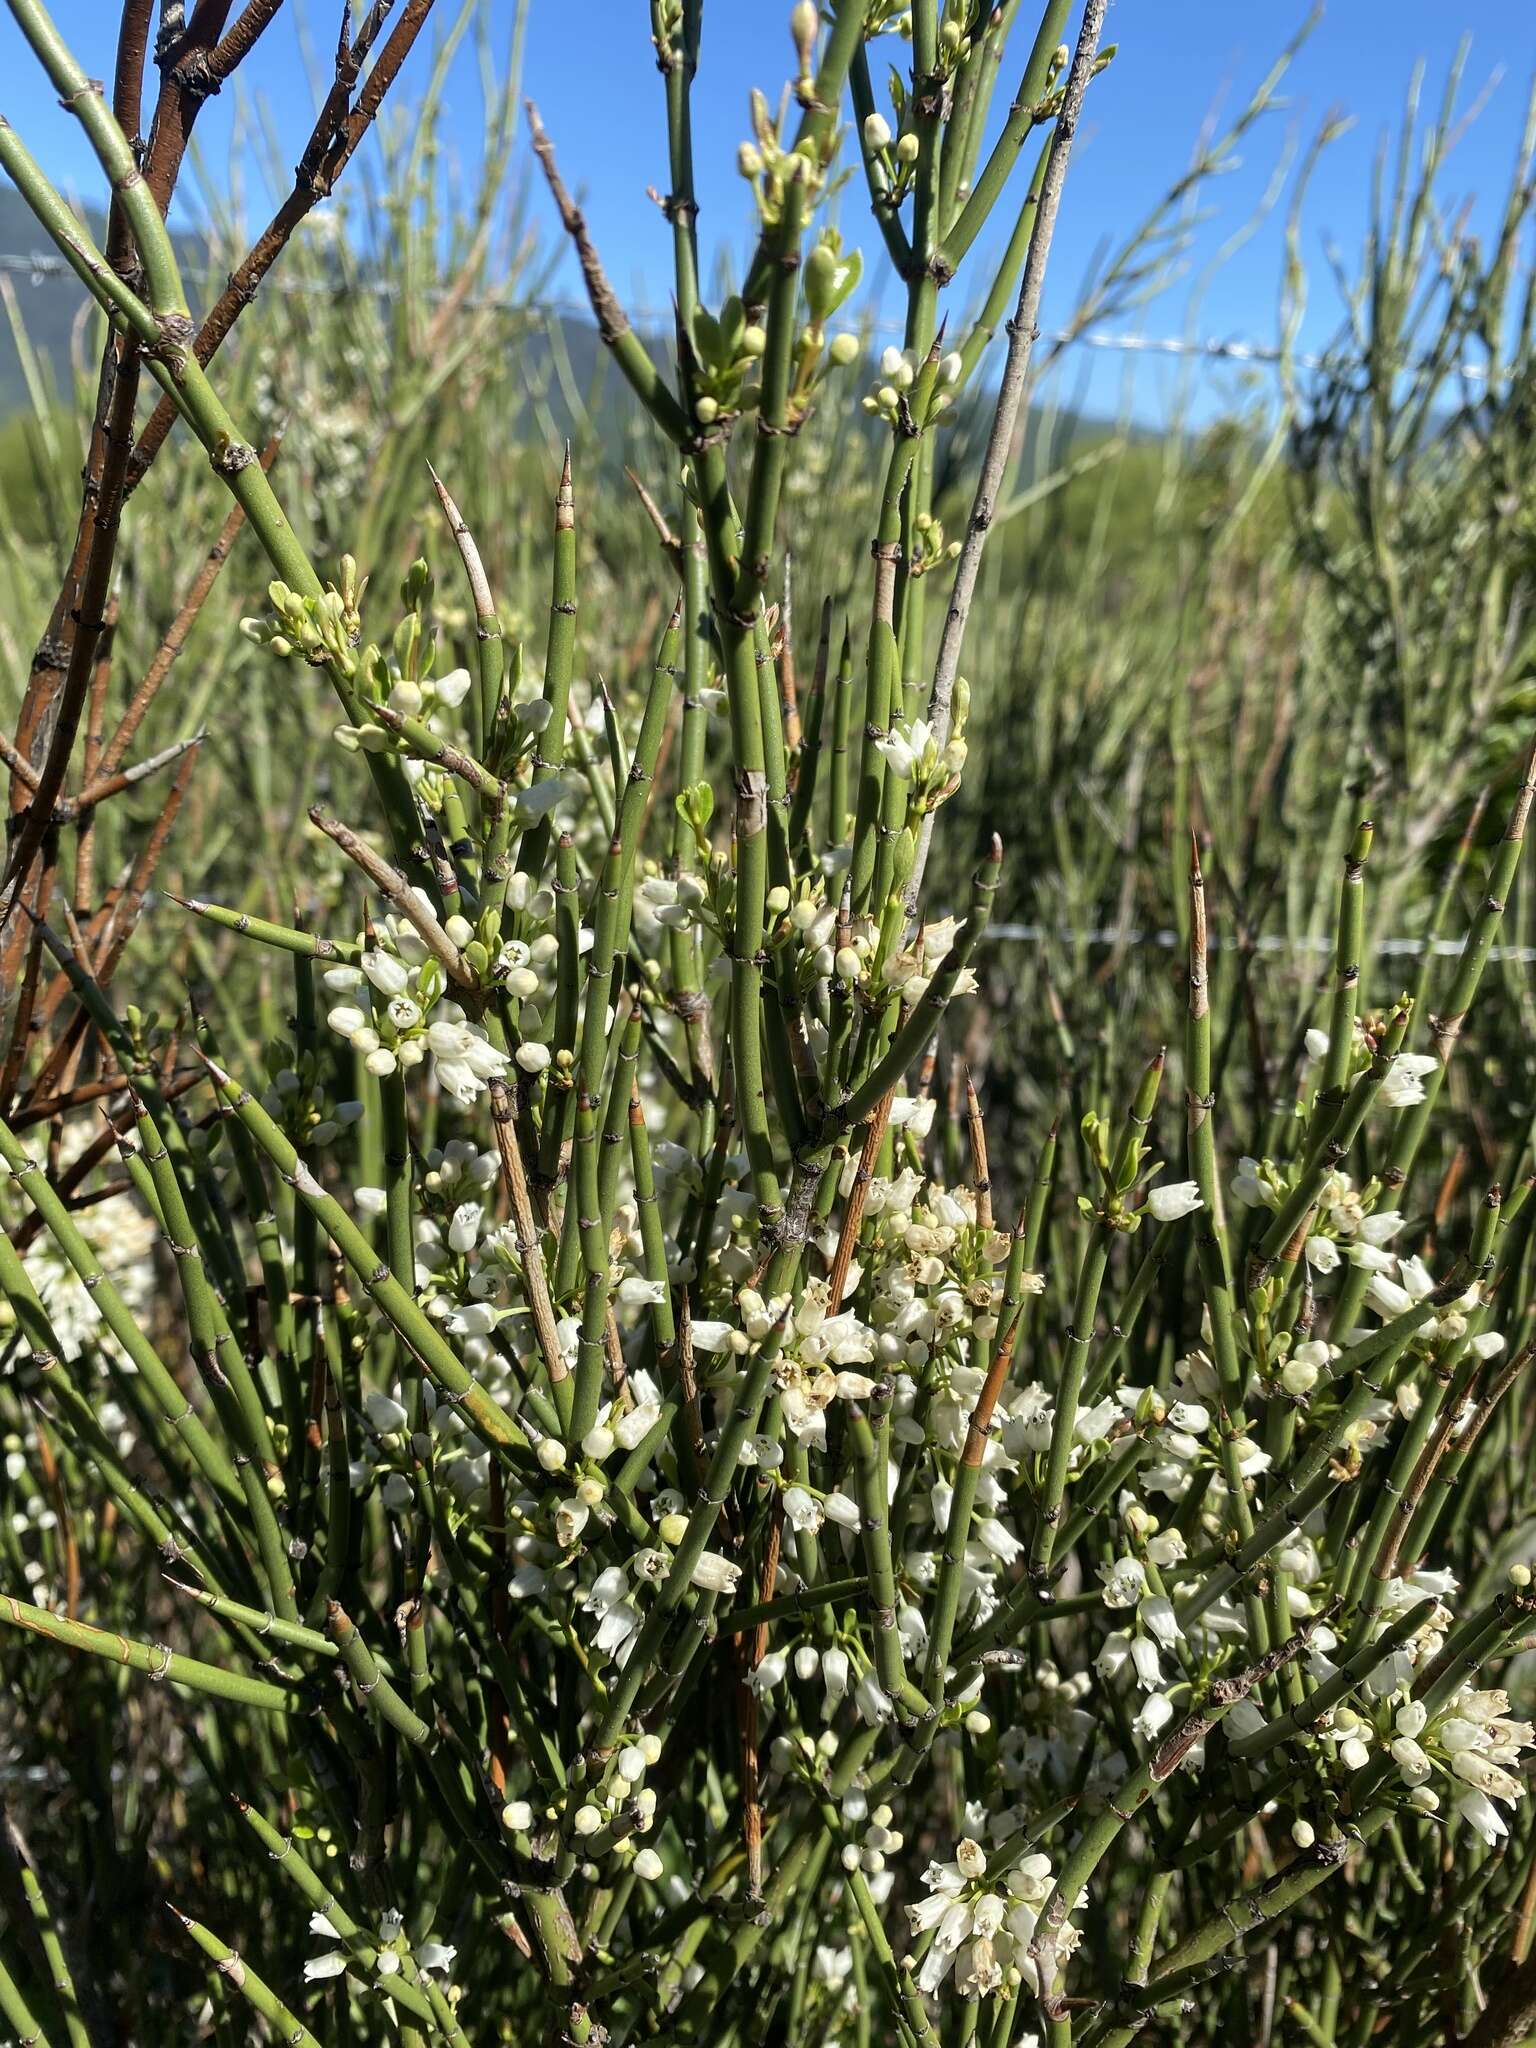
[433,667,472,707]
[863,111,892,150]
[689,1319,737,1354]
[1365,1273,1412,1320]
[690,1551,742,1595]
[361,949,411,998]
[515,776,567,821]
[1450,1750,1522,1801]
[874,718,938,783]
[1098,1556,1147,1610]
[750,1651,787,1696]
[1133,1692,1174,1741]
[326,1003,368,1038]
[1379,1053,1439,1110]
[822,1645,850,1711]
[1305,1027,1330,1060]
[1456,1787,1509,1847]
[1140,1595,1181,1647]
[855,1671,893,1724]
[1391,1735,1431,1783]
[1358,1209,1405,1246]
[1130,1636,1162,1690]
[615,1399,662,1452]
[305,1951,348,1981]
[823,1490,861,1530]
[448,1202,483,1253]
[1146,1180,1202,1223]
[362,1389,407,1434]
[814,1944,853,1985]
[586,1581,642,1663]
[782,1485,823,1533]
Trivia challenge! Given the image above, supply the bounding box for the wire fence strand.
[0,246,1499,384]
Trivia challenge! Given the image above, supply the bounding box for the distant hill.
[0,186,225,412]
[0,184,1134,480]
[0,186,105,410]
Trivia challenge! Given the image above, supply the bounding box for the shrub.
[2,6,1535,2048]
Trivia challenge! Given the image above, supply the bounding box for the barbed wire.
[985,922,1533,960]
[0,246,1498,384]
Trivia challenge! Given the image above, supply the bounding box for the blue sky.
[4,2,1533,422]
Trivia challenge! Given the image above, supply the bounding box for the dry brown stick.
[674,1289,708,1489]
[734,1505,783,1902]
[10,1070,201,1254]
[487,1074,569,1396]
[2,1,240,924]
[308,807,471,985]
[208,0,285,77]
[0,905,46,1110]
[1382,1339,1536,1586]
[777,554,801,754]
[89,743,202,989]
[825,1087,896,1314]
[911,0,1109,905]
[1,384,138,916]
[91,436,279,785]
[367,703,502,800]
[1464,1947,1536,2048]
[0,729,41,794]
[22,747,201,1108]
[72,601,117,920]
[963,1065,992,1230]
[623,466,684,573]
[959,1291,1026,1472]
[11,1067,194,1131]
[62,733,206,820]
[126,0,437,493]
[427,460,495,618]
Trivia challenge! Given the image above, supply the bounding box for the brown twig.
[125,2,437,493]
[308,807,471,985]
